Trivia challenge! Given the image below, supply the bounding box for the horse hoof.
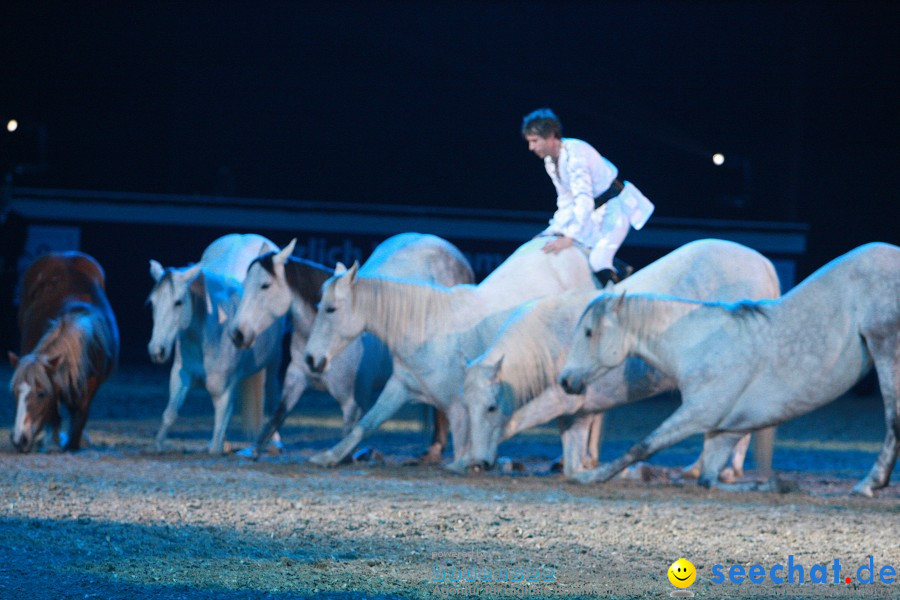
[548,455,564,473]
[680,466,700,480]
[309,451,338,467]
[443,460,466,473]
[571,470,596,484]
[851,483,874,498]
[718,467,738,484]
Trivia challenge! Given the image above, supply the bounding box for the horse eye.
[174,300,183,307]
[487,405,497,413]
[325,306,336,314]
[585,328,592,338]
[260,282,271,290]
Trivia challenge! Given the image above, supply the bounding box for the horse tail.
[237,370,265,441]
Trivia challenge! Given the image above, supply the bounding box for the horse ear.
[614,293,626,312]
[217,304,228,325]
[44,355,63,372]
[334,262,347,275]
[204,285,214,316]
[7,351,19,368]
[181,263,203,282]
[149,259,165,282]
[346,261,360,284]
[489,355,504,383]
[274,239,296,265]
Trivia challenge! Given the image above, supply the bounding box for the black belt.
[594,178,625,207]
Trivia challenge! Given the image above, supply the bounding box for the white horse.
[147,234,284,454]
[560,243,900,496]
[303,238,597,466]
[456,239,780,478]
[229,232,475,458]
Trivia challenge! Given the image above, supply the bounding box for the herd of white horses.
[144,232,899,497]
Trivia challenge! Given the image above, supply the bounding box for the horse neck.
[187,273,229,340]
[486,299,578,407]
[35,312,91,404]
[622,296,705,374]
[285,258,331,308]
[284,260,331,338]
[351,277,471,349]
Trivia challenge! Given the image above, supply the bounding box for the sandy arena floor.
[1,366,898,600]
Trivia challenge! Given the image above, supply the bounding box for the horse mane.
[351,277,458,346]
[727,299,771,320]
[22,302,116,405]
[487,299,569,407]
[18,254,108,354]
[607,294,768,344]
[250,253,332,307]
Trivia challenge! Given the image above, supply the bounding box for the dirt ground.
[1,365,898,600]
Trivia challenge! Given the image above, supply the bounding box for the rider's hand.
[542,236,574,254]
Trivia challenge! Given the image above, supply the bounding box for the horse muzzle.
[10,431,35,454]
[558,370,586,395]
[229,326,255,349]
[304,352,328,375]
[147,344,170,364]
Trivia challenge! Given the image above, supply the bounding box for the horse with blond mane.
[455,239,779,479]
[230,233,475,459]
[303,238,597,467]
[9,252,119,452]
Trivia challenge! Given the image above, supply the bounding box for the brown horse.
[8,252,119,452]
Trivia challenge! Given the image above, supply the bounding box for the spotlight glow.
[6,119,18,132]
[712,153,725,166]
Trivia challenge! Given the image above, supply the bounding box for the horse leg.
[720,433,751,482]
[326,361,362,438]
[63,376,100,451]
[697,430,786,493]
[853,335,900,497]
[209,383,236,455]
[557,412,604,475]
[572,403,708,484]
[308,375,411,467]
[504,386,584,441]
[254,360,307,456]
[683,433,751,482]
[156,344,191,449]
[263,357,283,450]
[750,426,775,479]
[422,408,450,464]
[155,364,192,451]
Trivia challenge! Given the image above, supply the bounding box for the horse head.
[304,260,363,375]
[457,354,513,472]
[559,293,629,394]
[9,352,62,453]
[231,239,296,349]
[146,261,202,364]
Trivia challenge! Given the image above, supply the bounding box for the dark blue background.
[2,1,898,268]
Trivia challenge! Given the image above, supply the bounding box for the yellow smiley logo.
[668,558,696,588]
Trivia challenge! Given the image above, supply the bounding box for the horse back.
[62,299,120,385]
[361,233,475,285]
[17,252,108,354]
